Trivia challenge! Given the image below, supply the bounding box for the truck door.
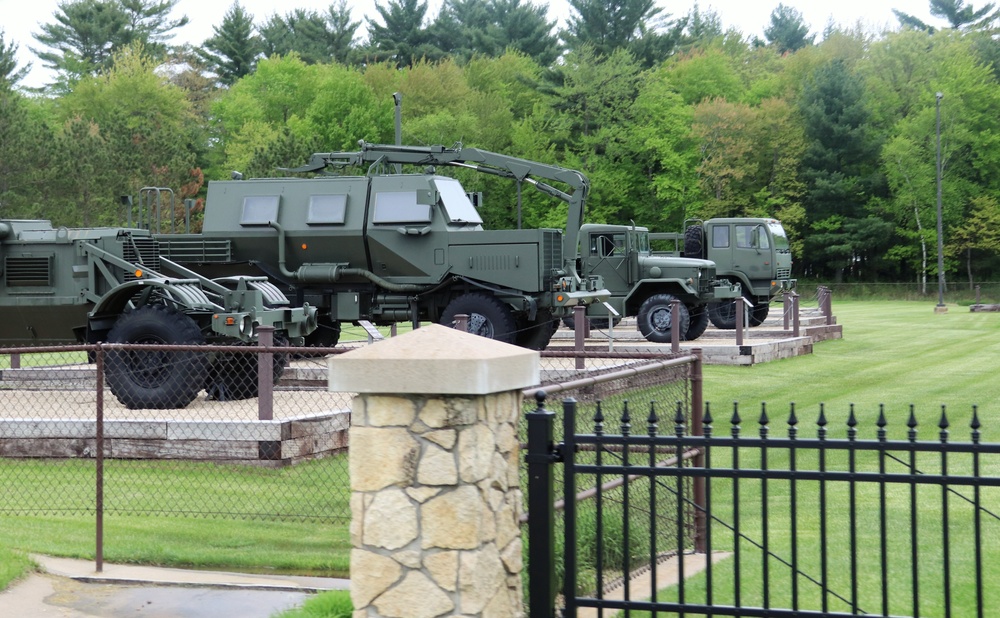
[732,223,768,281]
[364,176,449,282]
[585,230,631,291]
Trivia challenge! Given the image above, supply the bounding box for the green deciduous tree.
[55,44,199,226]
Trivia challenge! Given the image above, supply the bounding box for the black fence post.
[526,391,558,618]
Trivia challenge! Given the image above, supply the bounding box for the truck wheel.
[304,315,341,348]
[205,335,289,401]
[637,294,690,344]
[683,225,705,259]
[516,310,557,350]
[105,305,208,409]
[709,291,766,329]
[686,305,710,340]
[440,293,517,344]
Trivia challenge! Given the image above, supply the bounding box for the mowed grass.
[3,299,1000,614]
[0,456,352,588]
[615,299,1000,617]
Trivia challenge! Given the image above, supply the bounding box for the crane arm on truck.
[282,141,590,284]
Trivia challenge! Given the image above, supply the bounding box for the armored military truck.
[0,220,318,408]
[156,142,609,350]
[565,223,740,343]
[652,217,795,328]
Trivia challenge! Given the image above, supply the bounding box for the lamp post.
[393,92,403,174]
[935,92,947,312]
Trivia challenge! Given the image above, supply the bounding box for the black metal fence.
[522,352,701,614]
[528,399,1000,618]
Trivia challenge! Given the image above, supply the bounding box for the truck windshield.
[633,230,650,254]
[435,178,483,225]
[768,222,790,250]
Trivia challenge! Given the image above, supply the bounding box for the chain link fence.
[1,335,698,586]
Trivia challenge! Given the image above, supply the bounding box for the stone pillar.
[329,324,539,618]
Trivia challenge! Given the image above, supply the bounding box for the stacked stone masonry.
[349,391,524,618]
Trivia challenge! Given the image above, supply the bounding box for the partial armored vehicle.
[566,223,740,343]
[0,220,317,408]
[652,218,795,329]
[157,142,609,350]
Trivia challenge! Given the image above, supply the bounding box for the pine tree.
[197,2,260,86]
[0,31,30,87]
[763,4,815,54]
[365,0,443,67]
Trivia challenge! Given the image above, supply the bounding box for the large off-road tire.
[683,225,706,259]
[105,305,208,409]
[637,294,690,344]
[708,291,767,329]
[440,292,517,345]
[205,334,289,401]
[516,310,557,350]
[304,314,341,348]
[686,305,710,341]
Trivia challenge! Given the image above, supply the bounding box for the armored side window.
[435,178,483,224]
[240,195,280,226]
[307,194,348,225]
[712,226,730,249]
[372,191,432,224]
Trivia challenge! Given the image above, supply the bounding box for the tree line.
[1,0,1000,286]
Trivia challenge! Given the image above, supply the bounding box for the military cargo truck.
[564,223,741,343]
[0,220,318,408]
[652,217,795,329]
[156,142,609,350]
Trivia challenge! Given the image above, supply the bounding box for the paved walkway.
[0,555,349,618]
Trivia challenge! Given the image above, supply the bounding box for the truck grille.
[542,230,561,276]
[776,267,791,279]
[5,256,52,287]
[122,236,162,277]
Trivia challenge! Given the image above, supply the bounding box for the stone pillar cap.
[328,324,540,395]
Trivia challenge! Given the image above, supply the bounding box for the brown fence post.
[783,292,792,331]
[792,293,800,338]
[975,285,981,307]
[454,314,469,333]
[671,298,681,354]
[10,352,20,369]
[736,296,745,346]
[95,344,104,573]
[574,305,587,370]
[257,326,274,421]
[690,349,707,553]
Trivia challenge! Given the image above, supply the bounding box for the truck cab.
[577,223,739,342]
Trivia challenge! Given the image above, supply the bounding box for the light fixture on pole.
[935,92,947,312]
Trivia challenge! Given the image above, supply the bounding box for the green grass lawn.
[3,299,999,616]
[611,299,1000,616]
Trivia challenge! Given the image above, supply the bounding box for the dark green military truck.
[652,217,796,328]
[157,142,609,350]
[0,220,317,408]
[568,223,741,342]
